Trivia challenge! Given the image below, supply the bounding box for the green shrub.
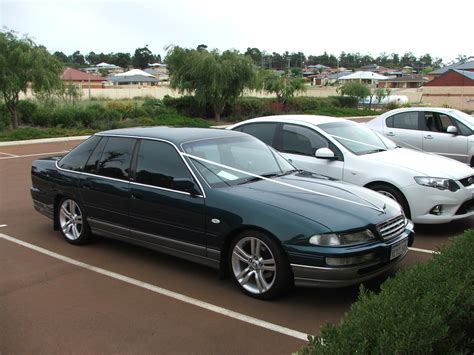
[163,95,209,118]
[385,101,402,110]
[298,229,474,354]
[17,100,38,124]
[0,104,9,131]
[331,95,358,108]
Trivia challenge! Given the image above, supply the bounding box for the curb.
[0,135,90,147]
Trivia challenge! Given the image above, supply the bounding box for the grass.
[304,107,378,117]
[0,116,212,142]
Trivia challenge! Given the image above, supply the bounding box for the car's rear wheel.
[229,230,291,299]
[368,183,411,218]
[58,198,92,245]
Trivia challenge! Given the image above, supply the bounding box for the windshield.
[182,135,295,188]
[454,110,474,129]
[319,121,389,155]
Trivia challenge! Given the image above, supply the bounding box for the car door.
[421,111,469,163]
[383,111,423,151]
[80,136,136,236]
[276,124,344,180]
[129,139,206,255]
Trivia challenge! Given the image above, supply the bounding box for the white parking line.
[0,224,7,228]
[0,152,19,157]
[0,233,309,341]
[409,247,437,254]
[0,151,69,160]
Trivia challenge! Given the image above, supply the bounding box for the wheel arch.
[218,225,291,279]
[364,180,411,218]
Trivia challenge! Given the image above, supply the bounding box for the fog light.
[326,253,376,266]
[430,205,443,215]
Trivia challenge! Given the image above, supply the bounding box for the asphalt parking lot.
[1,139,472,354]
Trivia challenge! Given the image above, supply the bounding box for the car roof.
[98,126,246,145]
[233,115,349,127]
[379,107,458,116]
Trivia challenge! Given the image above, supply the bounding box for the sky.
[1,0,473,64]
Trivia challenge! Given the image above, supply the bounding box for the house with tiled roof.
[425,69,474,87]
[61,68,105,88]
[379,74,428,89]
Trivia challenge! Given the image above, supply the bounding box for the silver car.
[366,108,474,166]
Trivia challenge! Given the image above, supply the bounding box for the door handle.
[424,135,433,139]
[287,158,293,163]
[386,132,395,137]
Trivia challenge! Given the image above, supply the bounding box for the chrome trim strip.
[130,181,203,198]
[55,134,207,198]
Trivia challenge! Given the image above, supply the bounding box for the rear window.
[58,136,101,171]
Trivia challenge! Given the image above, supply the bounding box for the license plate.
[390,238,408,260]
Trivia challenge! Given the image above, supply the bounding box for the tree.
[53,51,68,63]
[133,45,154,69]
[69,50,86,66]
[337,82,370,102]
[257,70,306,103]
[0,30,63,129]
[166,46,256,121]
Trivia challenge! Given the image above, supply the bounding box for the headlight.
[414,176,460,192]
[309,229,375,246]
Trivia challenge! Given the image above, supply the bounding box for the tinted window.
[391,112,419,130]
[59,136,100,171]
[437,114,455,132]
[241,123,277,146]
[135,140,194,192]
[457,120,472,136]
[84,137,107,174]
[281,124,328,156]
[97,137,135,180]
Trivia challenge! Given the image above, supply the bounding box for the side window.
[97,137,135,180]
[392,112,419,130]
[281,124,328,156]
[437,114,455,132]
[59,135,101,171]
[386,115,394,128]
[84,137,107,174]
[135,140,195,192]
[241,123,277,146]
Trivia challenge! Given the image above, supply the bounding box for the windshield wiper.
[278,169,301,177]
[238,173,279,185]
[364,148,387,154]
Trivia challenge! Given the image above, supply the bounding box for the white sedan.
[228,115,474,224]
[366,107,474,166]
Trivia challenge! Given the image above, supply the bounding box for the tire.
[229,230,292,299]
[57,197,92,245]
[368,183,411,219]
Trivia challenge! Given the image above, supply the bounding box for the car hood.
[361,148,473,179]
[223,172,402,232]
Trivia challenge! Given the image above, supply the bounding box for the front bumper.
[290,222,415,288]
[404,183,474,224]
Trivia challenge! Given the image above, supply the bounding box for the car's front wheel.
[229,230,292,299]
[58,198,92,245]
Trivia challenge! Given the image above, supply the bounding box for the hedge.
[298,229,474,354]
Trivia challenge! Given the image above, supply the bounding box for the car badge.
[211,218,221,224]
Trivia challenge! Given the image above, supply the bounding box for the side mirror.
[172,178,200,195]
[315,147,337,160]
[446,125,458,134]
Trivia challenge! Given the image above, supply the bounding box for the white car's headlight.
[414,176,460,192]
[309,229,375,246]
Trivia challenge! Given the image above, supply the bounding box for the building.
[61,68,104,88]
[379,74,428,89]
[84,62,124,75]
[422,69,474,110]
[428,60,474,80]
[107,69,159,86]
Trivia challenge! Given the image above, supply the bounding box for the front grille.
[377,215,406,241]
[456,199,474,215]
[459,175,474,187]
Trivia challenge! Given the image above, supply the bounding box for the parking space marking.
[0,233,309,341]
[409,247,437,255]
[0,152,19,157]
[0,151,69,160]
[0,224,7,228]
